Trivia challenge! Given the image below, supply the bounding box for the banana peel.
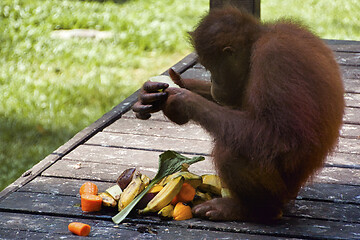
[114,170,226,221]
[105,184,122,201]
[221,187,232,198]
[192,190,212,206]
[198,174,222,196]
[159,171,202,189]
[158,204,174,220]
[118,173,149,211]
[99,192,117,207]
[140,176,184,214]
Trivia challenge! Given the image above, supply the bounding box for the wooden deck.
[0,40,359,239]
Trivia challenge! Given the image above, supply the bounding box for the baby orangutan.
[132,7,344,222]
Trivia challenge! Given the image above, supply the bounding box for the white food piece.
[149,75,180,88]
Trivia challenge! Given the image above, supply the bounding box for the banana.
[141,174,151,186]
[221,187,232,198]
[158,204,174,220]
[99,192,117,207]
[118,173,148,211]
[192,190,212,206]
[105,184,122,201]
[198,174,222,196]
[140,176,184,214]
[159,171,202,189]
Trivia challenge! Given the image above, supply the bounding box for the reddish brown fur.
[132,7,344,222]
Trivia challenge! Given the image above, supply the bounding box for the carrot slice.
[81,194,102,212]
[68,222,91,236]
[79,182,98,196]
[171,195,179,206]
[172,183,196,205]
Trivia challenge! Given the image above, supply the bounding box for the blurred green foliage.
[0,0,208,190]
[262,0,360,40]
[1,0,359,191]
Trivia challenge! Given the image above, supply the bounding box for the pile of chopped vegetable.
[76,151,229,224]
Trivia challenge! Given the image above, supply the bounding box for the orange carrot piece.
[171,195,179,206]
[79,182,98,196]
[81,194,102,212]
[68,222,91,236]
[177,183,196,203]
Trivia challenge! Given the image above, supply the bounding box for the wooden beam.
[210,0,261,18]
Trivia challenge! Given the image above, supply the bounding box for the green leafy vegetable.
[112,150,204,224]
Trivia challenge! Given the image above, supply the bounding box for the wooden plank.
[13,177,360,236]
[116,111,359,154]
[65,143,360,171]
[0,192,359,239]
[341,123,360,139]
[338,137,360,154]
[123,105,360,127]
[344,107,360,124]
[64,144,211,163]
[162,217,360,240]
[345,93,360,107]
[85,132,212,156]
[344,79,360,93]
[2,188,360,230]
[299,182,360,204]
[182,68,360,93]
[0,212,277,240]
[90,117,360,154]
[329,44,360,53]
[73,120,360,166]
[63,146,216,176]
[335,52,360,66]
[86,111,360,165]
[0,213,351,240]
[314,167,360,185]
[120,105,360,132]
[20,176,115,196]
[41,158,215,181]
[180,67,360,96]
[104,118,211,141]
[285,199,360,223]
[86,130,360,156]
[341,66,360,79]
[107,117,359,141]
[326,152,360,168]
[41,159,157,181]
[41,156,360,186]
[181,54,360,79]
[20,176,360,206]
[63,143,360,175]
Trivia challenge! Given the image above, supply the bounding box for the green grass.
[0,0,209,191]
[1,0,359,191]
[261,0,360,40]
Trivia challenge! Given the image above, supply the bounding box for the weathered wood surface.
[0,42,359,239]
[1,176,359,239]
[1,212,284,240]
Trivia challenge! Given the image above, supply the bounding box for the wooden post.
[210,0,260,18]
